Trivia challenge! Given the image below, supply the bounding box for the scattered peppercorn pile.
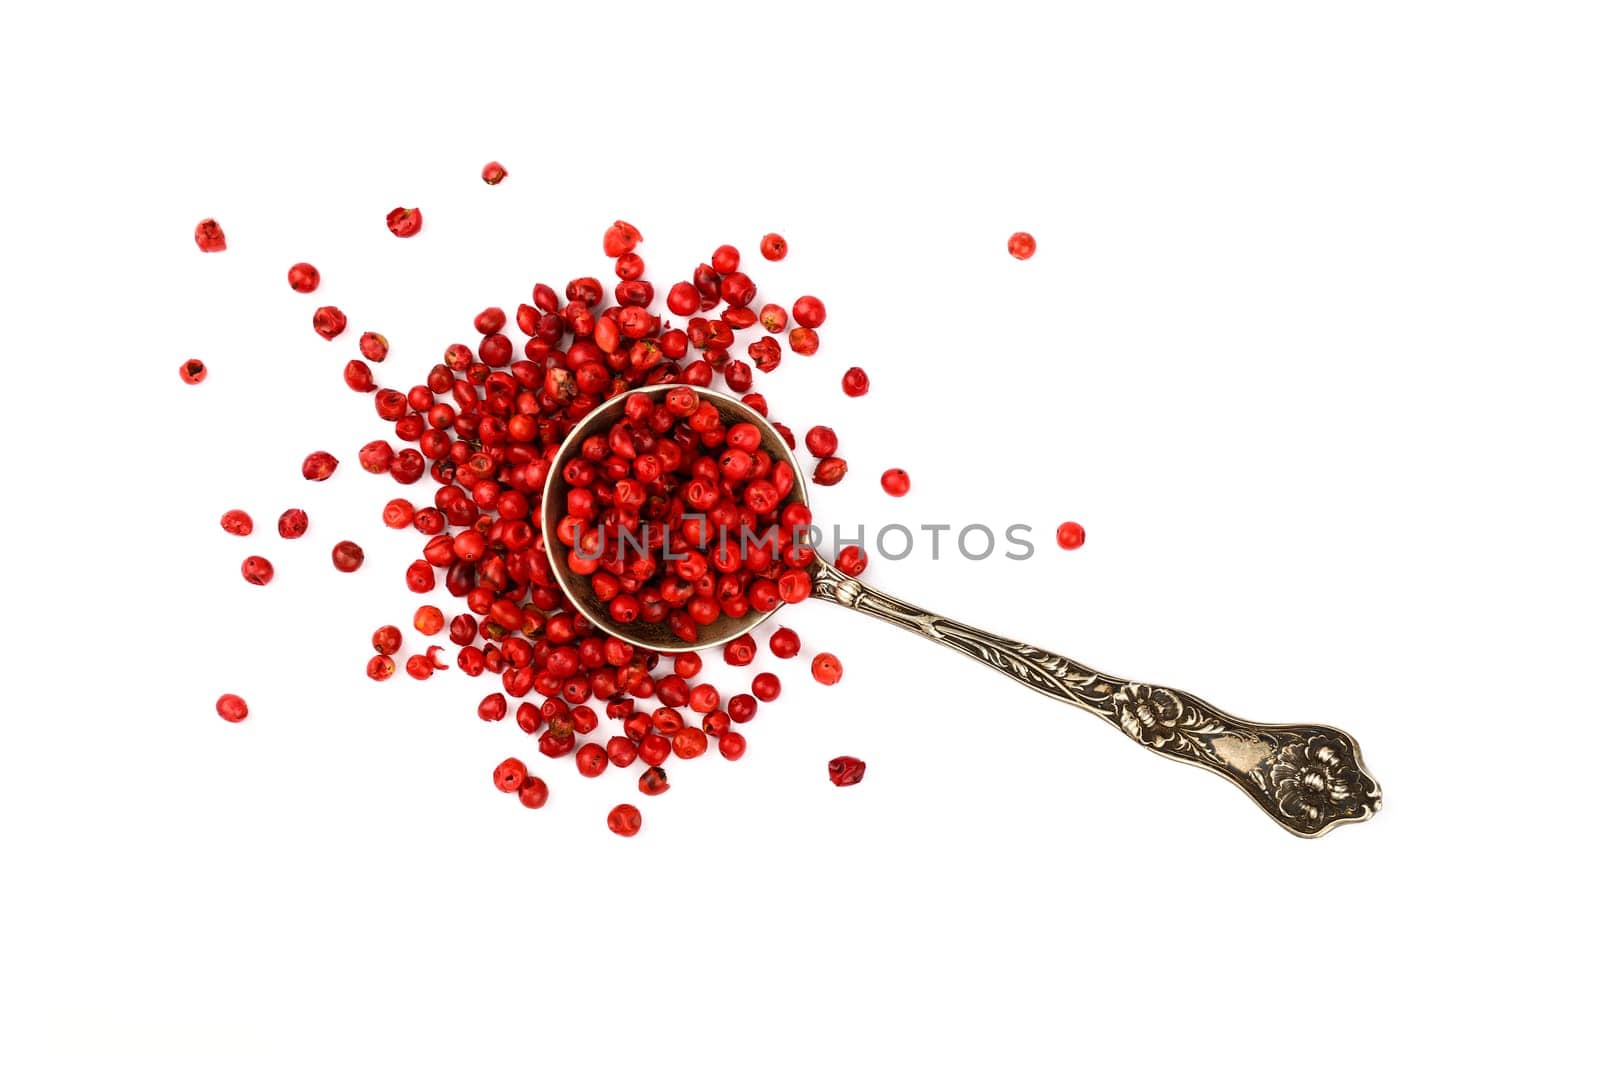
[193,177,1069,837]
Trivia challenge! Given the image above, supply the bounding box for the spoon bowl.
[541,384,809,653]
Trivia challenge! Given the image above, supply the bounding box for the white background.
[2,2,1597,1072]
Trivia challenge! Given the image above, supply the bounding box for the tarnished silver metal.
[811,561,1382,837]
[545,386,1383,836]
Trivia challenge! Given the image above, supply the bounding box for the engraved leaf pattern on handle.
[810,561,1382,837]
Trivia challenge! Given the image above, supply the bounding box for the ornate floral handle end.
[812,562,1382,837]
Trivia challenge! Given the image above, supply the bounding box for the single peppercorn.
[842,367,870,397]
[792,296,826,329]
[751,672,781,702]
[540,728,576,758]
[478,693,508,722]
[366,655,396,681]
[312,306,347,340]
[828,756,867,786]
[287,262,320,292]
[215,693,248,722]
[241,556,274,586]
[405,561,435,593]
[331,540,365,573]
[611,252,643,282]
[638,734,671,766]
[760,233,787,261]
[372,625,402,655]
[724,635,757,667]
[358,441,394,475]
[603,221,643,257]
[667,282,699,316]
[881,468,911,497]
[811,653,843,686]
[777,569,812,604]
[473,307,506,335]
[813,457,848,486]
[386,207,422,238]
[607,803,643,837]
[194,219,226,252]
[769,627,800,659]
[804,426,838,457]
[493,758,529,793]
[672,728,709,759]
[179,359,207,384]
[1008,231,1037,260]
[607,737,638,768]
[359,332,389,362]
[572,706,598,734]
[482,161,508,185]
[836,545,868,577]
[759,303,788,333]
[518,777,550,809]
[344,360,375,392]
[391,451,425,485]
[720,271,756,308]
[277,508,309,539]
[576,743,608,778]
[219,510,253,536]
[382,499,414,529]
[301,451,338,481]
[1056,522,1086,550]
[748,336,782,372]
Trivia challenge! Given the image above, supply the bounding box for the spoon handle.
[809,560,1381,837]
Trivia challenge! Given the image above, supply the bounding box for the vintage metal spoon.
[543,386,1382,837]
